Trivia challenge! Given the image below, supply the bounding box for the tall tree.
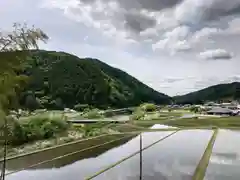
[0,23,48,180]
[0,23,48,111]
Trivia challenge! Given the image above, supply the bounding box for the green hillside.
[19,50,171,109]
[174,82,240,104]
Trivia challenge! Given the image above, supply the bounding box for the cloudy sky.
[1,0,240,96]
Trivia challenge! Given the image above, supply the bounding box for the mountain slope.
[174,82,240,104]
[20,50,171,109]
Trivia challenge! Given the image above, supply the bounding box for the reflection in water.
[96,130,212,180]
[5,128,215,180]
[205,130,240,180]
[5,134,130,171]
[6,128,175,180]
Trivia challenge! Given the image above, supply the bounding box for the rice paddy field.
[3,109,240,180]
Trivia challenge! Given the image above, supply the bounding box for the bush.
[25,94,41,111]
[73,104,89,112]
[189,106,199,113]
[4,114,69,145]
[140,103,157,112]
[0,116,23,145]
[54,98,65,110]
[130,109,145,121]
[82,109,103,119]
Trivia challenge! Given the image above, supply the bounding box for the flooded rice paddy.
[4,126,240,180]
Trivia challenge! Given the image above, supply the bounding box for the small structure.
[204,102,220,107]
[207,107,234,116]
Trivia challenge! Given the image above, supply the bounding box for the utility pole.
[0,116,7,180]
[139,133,142,180]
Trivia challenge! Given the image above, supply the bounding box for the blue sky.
[1,0,240,96]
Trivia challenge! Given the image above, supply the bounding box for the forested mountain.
[19,50,171,109]
[174,82,240,104]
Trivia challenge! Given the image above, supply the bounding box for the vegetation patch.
[174,82,240,104]
[139,103,157,112]
[130,109,146,121]
[129,103,159,121]
[82,108,104,119]
[109,124,147,132]
[6,113,69,146]
[192,130,218,180]
[18,50,171,111]
[163,116,240,129]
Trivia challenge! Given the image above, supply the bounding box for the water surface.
[6,127,213,180]
[205,130,240,180]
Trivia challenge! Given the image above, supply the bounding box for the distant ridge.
[174,82,240,104]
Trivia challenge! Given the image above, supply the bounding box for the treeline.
[18,50,171,110]
[174,82,240,104]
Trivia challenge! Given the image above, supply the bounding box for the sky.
[1,0,240,96]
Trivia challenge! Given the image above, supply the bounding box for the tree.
[190,106,199,113]
[0,23,48,180]
[54,97,64,110]
[0,23,48,111]
[25,94,41,112]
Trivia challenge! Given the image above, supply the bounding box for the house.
[204,102,220,107]
[207,107,234,116]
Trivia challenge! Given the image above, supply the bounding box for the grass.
[1,130,83,158]
[163,116,240,129]
[129,109,184,121]
[133,119,170,128]
[1,121,125,158]
[192,129,218,180]
[109,123,147,132]
[129,109,240,130]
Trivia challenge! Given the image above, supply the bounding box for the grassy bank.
[132,116,240,129]
[128,106,240,129]
[163,116,240,129]
[0,110,119,158]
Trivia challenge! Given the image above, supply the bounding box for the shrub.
[0,116,24,146]
[5,114,69,145]
[140,103,157,112]
[82,109,103,119]
[25,94,41,112]
[189,106,199,113]
[73,104,89,112]
[81,123,105,137]
[54,98,65,110]
[130,109,145,121]
[130,103,157,121]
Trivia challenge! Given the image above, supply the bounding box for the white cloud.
[152,26,191,53]
[199,49,233,60]
[3,0,240,96]
[227,18,240,34]
[172,40,191,52]
[153,39,191,54]
[175,0,240,24]
[164,26,190,40]
[191,27,222,42]
[40,0,240,56]
[152,39,168,51]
